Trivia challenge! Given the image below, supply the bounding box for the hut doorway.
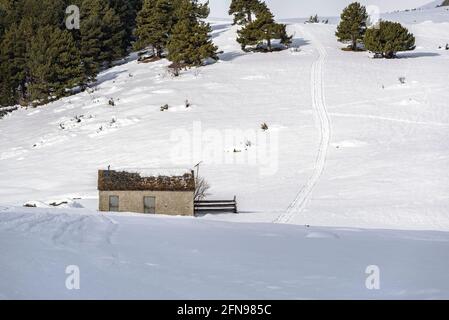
[144,196,156,214]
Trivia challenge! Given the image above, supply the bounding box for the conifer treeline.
[0,0,291,107]
[0,0,143,106]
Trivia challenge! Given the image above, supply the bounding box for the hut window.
[144,196,156,214]
[109,195,119,212]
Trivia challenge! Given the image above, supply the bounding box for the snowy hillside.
[1,6,449,300]
[1,13,449,231]
[1,206,449,299]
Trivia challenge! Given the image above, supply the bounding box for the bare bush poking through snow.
[194,176,211,201]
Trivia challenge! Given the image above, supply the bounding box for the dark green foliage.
[179,0,210,20]
[237,6,291,52]
[21,0,67,28]
[0,2,7,40]
[79,0,125,83]
[364,21,415,59]
[166,0,218,67]
[27,26,83,102]
[109,0,142,50]
[228,0,267,25]
[442,0,449,6]
[0,0,140,106]
[0,20,30,104]
[0,0,219,106]
[336,2,368,51]
[134,0,174,56]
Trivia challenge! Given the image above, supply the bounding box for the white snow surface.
[1,206,449,299]
[2,16,448,231]
[1,10,449,299]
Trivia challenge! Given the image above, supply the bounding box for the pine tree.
[80,4,103,83]
[0,20,31,103]
[364,21,415,59]
[21,0,67,28]
[102,6,126,62]
[0,2,6,40]
[109,0,143,50]
[182,0,210,20]
[134,0,174,57]
[335,2,368,51]
[27,26,83,102]
[237,6,291,52]
[167,0,218,68]
[80,0,125,83]
[229,0,266,25]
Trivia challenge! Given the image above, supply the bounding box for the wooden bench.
[194,196,238,215]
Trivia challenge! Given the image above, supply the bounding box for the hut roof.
[98,169,195,192]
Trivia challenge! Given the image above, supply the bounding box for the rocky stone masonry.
[98,170,195,192]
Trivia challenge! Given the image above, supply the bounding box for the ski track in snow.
[275,28,331,224]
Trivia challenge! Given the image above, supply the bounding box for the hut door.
[144,196,156,214]
[109,195,119,212]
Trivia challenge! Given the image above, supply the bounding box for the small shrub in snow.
[193,68,202,77]
[261,123,269,131]
[185,99,191,108]
[399,77,406,85]
[160,104,169,112]
[307,15,319,23]
[108,98,115,106]
[168,63,184,77]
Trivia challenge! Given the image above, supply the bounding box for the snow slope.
[1,207,449,299]
[1,12,449,232]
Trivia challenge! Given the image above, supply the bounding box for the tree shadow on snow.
[219,51,246,62]
[94,70,129,86]
[397,52,440,59]
[291,38,311,48]
[211,23,232,31]
[211,23,233,39]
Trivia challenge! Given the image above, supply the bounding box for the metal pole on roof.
[194,161,202,179]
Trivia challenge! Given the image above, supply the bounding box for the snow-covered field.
[1,6,449,299]
[1,206,449,299]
